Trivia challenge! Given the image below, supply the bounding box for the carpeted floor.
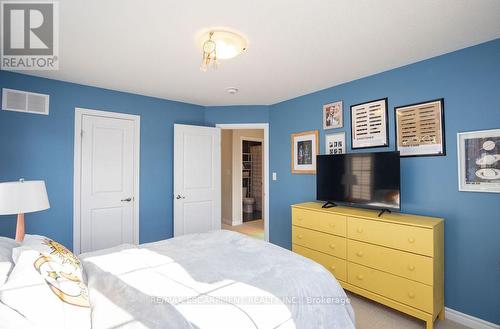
[222,219,264,239]
[348,292,471,329]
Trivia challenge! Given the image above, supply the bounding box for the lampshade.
[0,180,50,215]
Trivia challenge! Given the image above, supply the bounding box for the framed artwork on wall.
[323,101,343,129]
[350,98,389,149]
[395,99,446,157]
[291,130,319,174]
[325,132,345,155]
[458,129,500,193]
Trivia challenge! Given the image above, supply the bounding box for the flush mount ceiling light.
[200,30,248,72]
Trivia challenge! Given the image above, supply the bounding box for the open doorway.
[217,124,269,241]
[242,139,263,223]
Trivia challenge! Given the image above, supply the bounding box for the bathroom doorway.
[217,124,269,241]
[242,138,263,223]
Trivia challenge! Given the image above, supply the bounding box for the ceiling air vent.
[2,88,50,115]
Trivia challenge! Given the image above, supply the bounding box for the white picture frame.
[323,101,343,130]
[457,129,500,193]
[325,132,346,155]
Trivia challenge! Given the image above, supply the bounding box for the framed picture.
[458,129,500,193]
[350,98,389,149]
[395,99,445,157]
[323,101,343,129]
[325,132,345,155]
[291,130,319,174]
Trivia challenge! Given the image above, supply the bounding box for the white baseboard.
[445,307,499,329]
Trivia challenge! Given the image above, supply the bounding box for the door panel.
[184,134,213,189]
[183,201,213,234]
[90,207,125,251]
[80,115,136,253]
[92,127,125,192]
[174,124,221,237]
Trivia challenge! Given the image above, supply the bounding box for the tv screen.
[316,152,401,210]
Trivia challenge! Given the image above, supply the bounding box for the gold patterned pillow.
[0,235,90,329]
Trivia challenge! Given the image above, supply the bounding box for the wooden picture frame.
[291,130,319,174]
[350,98,389,149]
[395,99,446,157]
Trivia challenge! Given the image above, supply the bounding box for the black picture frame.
[394,98,446,158]
[350,98,389,150]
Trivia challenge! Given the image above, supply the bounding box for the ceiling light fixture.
[200,30,248,72]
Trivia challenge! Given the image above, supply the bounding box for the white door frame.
[73,108,141,254]
[216,123,269,242]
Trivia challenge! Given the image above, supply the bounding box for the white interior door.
[80,114,137,253]
[174,124,221,236]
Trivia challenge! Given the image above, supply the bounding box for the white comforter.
[81,230,355,329]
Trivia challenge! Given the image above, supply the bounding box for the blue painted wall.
[204,105,269,125]
[0,71,205,248]
[269,39,500,323]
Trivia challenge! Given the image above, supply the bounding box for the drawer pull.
[297,235,303,239]
[297,217,303,221]
[408,237,415,244]
[329,223,336,228]
[356,274,364,280]
[356,227,364,233]
[408,292,416,299]
[330,265,336,271]
[329,244,336,249]
[408,265,416,271]
[356,251,364,257]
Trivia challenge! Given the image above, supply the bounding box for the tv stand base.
[377,209,392,217]
[322,201,337,208]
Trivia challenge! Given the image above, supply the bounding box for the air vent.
[2,88,50,115]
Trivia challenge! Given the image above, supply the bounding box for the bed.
[0,230,355,329]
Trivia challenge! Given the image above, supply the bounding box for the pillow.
[0,237,19,287]
[0,235,91,329]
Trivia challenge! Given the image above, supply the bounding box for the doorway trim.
[73,108,141,254]
[216,123,269,242]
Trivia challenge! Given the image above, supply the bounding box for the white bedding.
[81,230,355,329]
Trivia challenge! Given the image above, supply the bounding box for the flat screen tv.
[316,152,400,211]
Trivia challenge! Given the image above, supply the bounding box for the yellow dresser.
[291,202,444,329]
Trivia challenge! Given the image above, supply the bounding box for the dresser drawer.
[292,226,347,259]
[347,240,433,285]
[347,217,433,256]
[292,208,346,237]
[348,263,433,313]
[293,244,347,282]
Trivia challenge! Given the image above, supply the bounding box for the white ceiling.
[24,0,500,106]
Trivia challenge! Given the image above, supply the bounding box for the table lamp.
[0,179,50,242]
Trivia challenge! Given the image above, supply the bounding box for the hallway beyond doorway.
[222,219,264,240]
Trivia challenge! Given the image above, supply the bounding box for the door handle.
[176,195,186,200]
[121,197,132,202]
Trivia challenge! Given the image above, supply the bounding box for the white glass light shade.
[200,30,248,60]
